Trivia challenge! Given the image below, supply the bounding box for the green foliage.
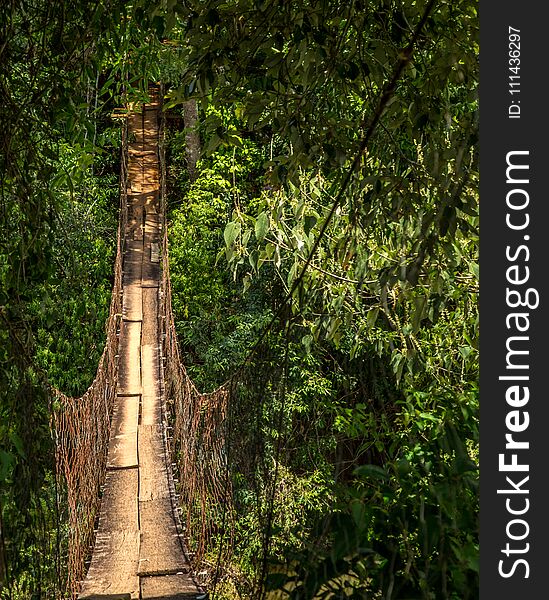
[32,145,118,395]
[0,1,131,590]
[167,99,478,598]
[163,0,479,594]
[219,173,478,597]
[170,0,478,182]
[0,122,119,594]
[167,121,269,388]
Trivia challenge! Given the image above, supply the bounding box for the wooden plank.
[144,214,161,246]
[141,287,158,343]
[78,594,132,600]
[143,111,158,139]
[138,424,169,502]
[117,321,141,396]
[127,161,144,193]
[142,191,159,213]
[140,574,202,599]
[131,156,158,175]
[138,498,188,576]
[150,243,160,263]
[125,202,143,242]
[143,146,158,163]
[141,287,161,424]
[127,191,145,209]
[122,284,142,322]
[128,149,157,156]
[107,396,139,469]
[79,470,140,599]
[122,258,142,288]
[128,112,142,136]
[79,531,140,599]
[144,210,161,227]
[123,241,143,287]
[128,162,143,177]
[139,152,158,165]
[125,239,144,255]
[141,346,161,426]
[141,260,160,287]
[141,181,158,195]
[99,469,139,535]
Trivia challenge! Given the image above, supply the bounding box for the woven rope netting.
[51,119,129,597]
[158,109,235,568]
[160,243,233,564]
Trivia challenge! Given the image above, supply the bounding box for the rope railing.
[160,226,233,566]
[51,117,129,597]
[157,99,234,570]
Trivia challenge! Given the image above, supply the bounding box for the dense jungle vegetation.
[0,1,478,598]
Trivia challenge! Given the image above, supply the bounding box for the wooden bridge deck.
[78,94,203,600]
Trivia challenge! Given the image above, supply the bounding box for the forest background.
[0,1,478,599]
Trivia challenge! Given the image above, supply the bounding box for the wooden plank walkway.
[79,92,203,600]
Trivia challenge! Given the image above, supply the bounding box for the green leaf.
[302,334,313,353]
[9,431,26,458]
[354,464,388,481]
[412,295,428,332]
[0,450,15,482]
[366,307,379,328]
[419,412,440,423]
[304,214,317,235]
[255,211,269,242]
[224,221,241,248]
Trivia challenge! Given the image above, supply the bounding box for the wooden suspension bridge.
[74,90,206,600]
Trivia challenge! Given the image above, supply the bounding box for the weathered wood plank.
[130,157,158,177]
[122,258,142,288]
[117,321,141,396]
[122,284,142,322]
[138,424,169,502]
[141,286,160,425]
[99,469,139,537]
[141,286,158,331]
[128,149,157,156]
[78,594,132,600]
[141,191,159,212]
[143,111,158,138]
[123,241,143,287]
[79,470,140,599]
[79,531,140,600]
[141,260,160,287]
[125,199,143,242]
[138,498,188,576]
[144,214,162,246]
[127,112,142,136]
[141,346,161,426]
[142,190,159,212]
[127,158,144,192]
[107,396,139,469]
[140,574,201,599]
[150,243,160,263]
[125,239,144,256]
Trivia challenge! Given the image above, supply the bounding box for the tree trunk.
[181,100,200,182]
[0,501,7,592]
